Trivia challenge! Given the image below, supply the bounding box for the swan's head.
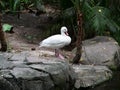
[61,26,69,35]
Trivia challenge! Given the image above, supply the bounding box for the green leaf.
[13,0,20,11]
[0,1,5,8]
[2,24,13,32]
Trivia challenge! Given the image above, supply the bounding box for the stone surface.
[73,64,112,88]
[0,36,118,90]
[0,51,76,90]
[77,36,120,69]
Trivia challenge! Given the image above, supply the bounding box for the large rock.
[78,36,120,69]
[0,51,76,90]
[73,65,112,88]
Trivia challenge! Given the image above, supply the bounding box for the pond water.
[87,71,120,90]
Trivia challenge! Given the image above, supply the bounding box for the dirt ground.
[2,5,60,52]
[1,6,74,60]
[2,6,74,59]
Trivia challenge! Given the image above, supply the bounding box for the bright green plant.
[2,24,13,32]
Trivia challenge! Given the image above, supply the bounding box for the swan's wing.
[39,35,71,48]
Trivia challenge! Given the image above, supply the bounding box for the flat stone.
[9,53,27,61]
[0,55,14,69]
[73,65,112,88]
[10,67,49,79]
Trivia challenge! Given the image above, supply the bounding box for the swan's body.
[40,34,71,49]
[39,26,71,59]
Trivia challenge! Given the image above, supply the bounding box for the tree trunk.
[72,11,84,64]
[0,15,7,51]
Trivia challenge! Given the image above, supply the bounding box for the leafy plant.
[59,0,120,64]
[60,0,120,39]
[82,1,120,35]
[0,0,45,14]
[60,0,73,10]
[2,24,13,32]
[0,0,20,13]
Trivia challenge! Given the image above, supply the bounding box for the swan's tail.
[39,42,43,48]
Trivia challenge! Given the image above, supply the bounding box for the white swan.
[39,26,71,59]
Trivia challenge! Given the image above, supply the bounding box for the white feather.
[39,26,71,49]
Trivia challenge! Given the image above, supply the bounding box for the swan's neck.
[61,32,66,36]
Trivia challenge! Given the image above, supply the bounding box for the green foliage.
[60,0,73,10]
[43,0,59,6]
[0,0,20,12]
[71,0,81,11]
[60,0,120,44]
[0,0,45,13]
[46,24,61,37]
[2,24,13,32]
[112,30,120,45]
[83,0,120,35]
[33,0,45,11]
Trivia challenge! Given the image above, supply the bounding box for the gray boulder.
[78,36,120,69]
[73,64,112,88]
[0,51,76,90]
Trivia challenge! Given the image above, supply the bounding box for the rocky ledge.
[0,50,113,90]
[0,36,119,90]
[0,51,76,90]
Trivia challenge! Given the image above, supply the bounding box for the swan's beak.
[65,32,69,35]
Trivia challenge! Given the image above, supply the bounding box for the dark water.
[87,71,120,90]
